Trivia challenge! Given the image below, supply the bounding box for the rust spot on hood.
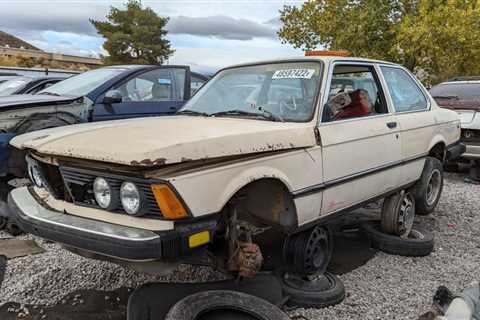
[131,158,167,167]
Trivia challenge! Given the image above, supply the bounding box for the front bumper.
[461,143,480,160]
[8,187,215,261]
[446,142,467,161]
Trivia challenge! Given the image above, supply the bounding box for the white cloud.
[167,15,277,40]
[0,0,306,68]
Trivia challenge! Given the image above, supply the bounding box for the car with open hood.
[0,65,208,178]
[431,78,480,161]
[7,54,463,277]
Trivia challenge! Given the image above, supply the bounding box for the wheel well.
[227,178,298,230]
[429,142,446,162]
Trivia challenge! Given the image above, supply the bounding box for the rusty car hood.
[11,116,316,167]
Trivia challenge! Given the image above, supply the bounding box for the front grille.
[59,166,163,218]
[461,129,480,143]
[39,163,65,199]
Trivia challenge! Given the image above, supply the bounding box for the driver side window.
[322,64,388,122]
[116,68,185,102]
[381,66,427,112]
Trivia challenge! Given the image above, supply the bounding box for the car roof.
[438,80,480,85]
[224,56,397,70]
[17,75,69,80]
[102,65,150,70]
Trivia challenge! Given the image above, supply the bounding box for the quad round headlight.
[93,177,113,209]
[28,163,43,188]
[120,182,143,216]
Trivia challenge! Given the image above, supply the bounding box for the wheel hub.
[398,194,415,238]
[283,226,332,276]
[381,191,416,238]
[426,169,442,207]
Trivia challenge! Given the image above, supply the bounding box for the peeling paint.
[131,158,167,166]
[11,116,317,168]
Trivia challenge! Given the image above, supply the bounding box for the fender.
[428,134,446,156]
[219,166,294,210]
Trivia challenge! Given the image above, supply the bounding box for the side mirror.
[103,90,123,104]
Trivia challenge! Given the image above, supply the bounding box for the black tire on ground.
[381,191,415,237]
[280,272,345,308]
[5,222,24,237]
[165,290,290,320]
[362,222,434,257]
[413,156,444,215]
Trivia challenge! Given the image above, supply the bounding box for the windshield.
[180,62,322,122]
[430,83,480,101]
[37,68,125,97]
[0,77,31,96]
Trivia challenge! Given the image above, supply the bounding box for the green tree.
[279,0,480,83]
[90,0,173,65]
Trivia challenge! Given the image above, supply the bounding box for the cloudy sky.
[0,0,306,72]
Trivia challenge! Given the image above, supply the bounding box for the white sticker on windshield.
[272,69,315,79]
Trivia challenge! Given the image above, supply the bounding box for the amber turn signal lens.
[151,184,188,220]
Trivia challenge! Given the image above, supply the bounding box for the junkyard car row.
[2,54,464,284]
[0,65,208,179]
[431,78,480,162]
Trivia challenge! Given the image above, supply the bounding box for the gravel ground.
[0,172,479,319]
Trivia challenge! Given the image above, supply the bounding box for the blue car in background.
[0,64,209,178]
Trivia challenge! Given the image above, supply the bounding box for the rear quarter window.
[381,67,428,112]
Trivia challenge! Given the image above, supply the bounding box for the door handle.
[387,122,397,129]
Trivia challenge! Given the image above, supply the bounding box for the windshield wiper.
[176,109,209,117]
[433,95,459,100]
[37,91,61,96]
[210,109,283,122]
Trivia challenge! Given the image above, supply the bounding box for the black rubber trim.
[293,153,427,198]
[446,141,466,160]
[292,181,416,234]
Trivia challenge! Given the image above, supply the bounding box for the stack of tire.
[362,157,441,257]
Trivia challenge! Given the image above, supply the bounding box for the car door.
[92,66,192,121]
[318,62,403,215]
[379,65,432,185]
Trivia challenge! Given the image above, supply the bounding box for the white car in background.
[7,54,463,279]
[431,78,480,161]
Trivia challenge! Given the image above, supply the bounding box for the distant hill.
[0,31,41,51]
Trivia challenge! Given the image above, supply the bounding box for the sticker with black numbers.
[272,69,315,79]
